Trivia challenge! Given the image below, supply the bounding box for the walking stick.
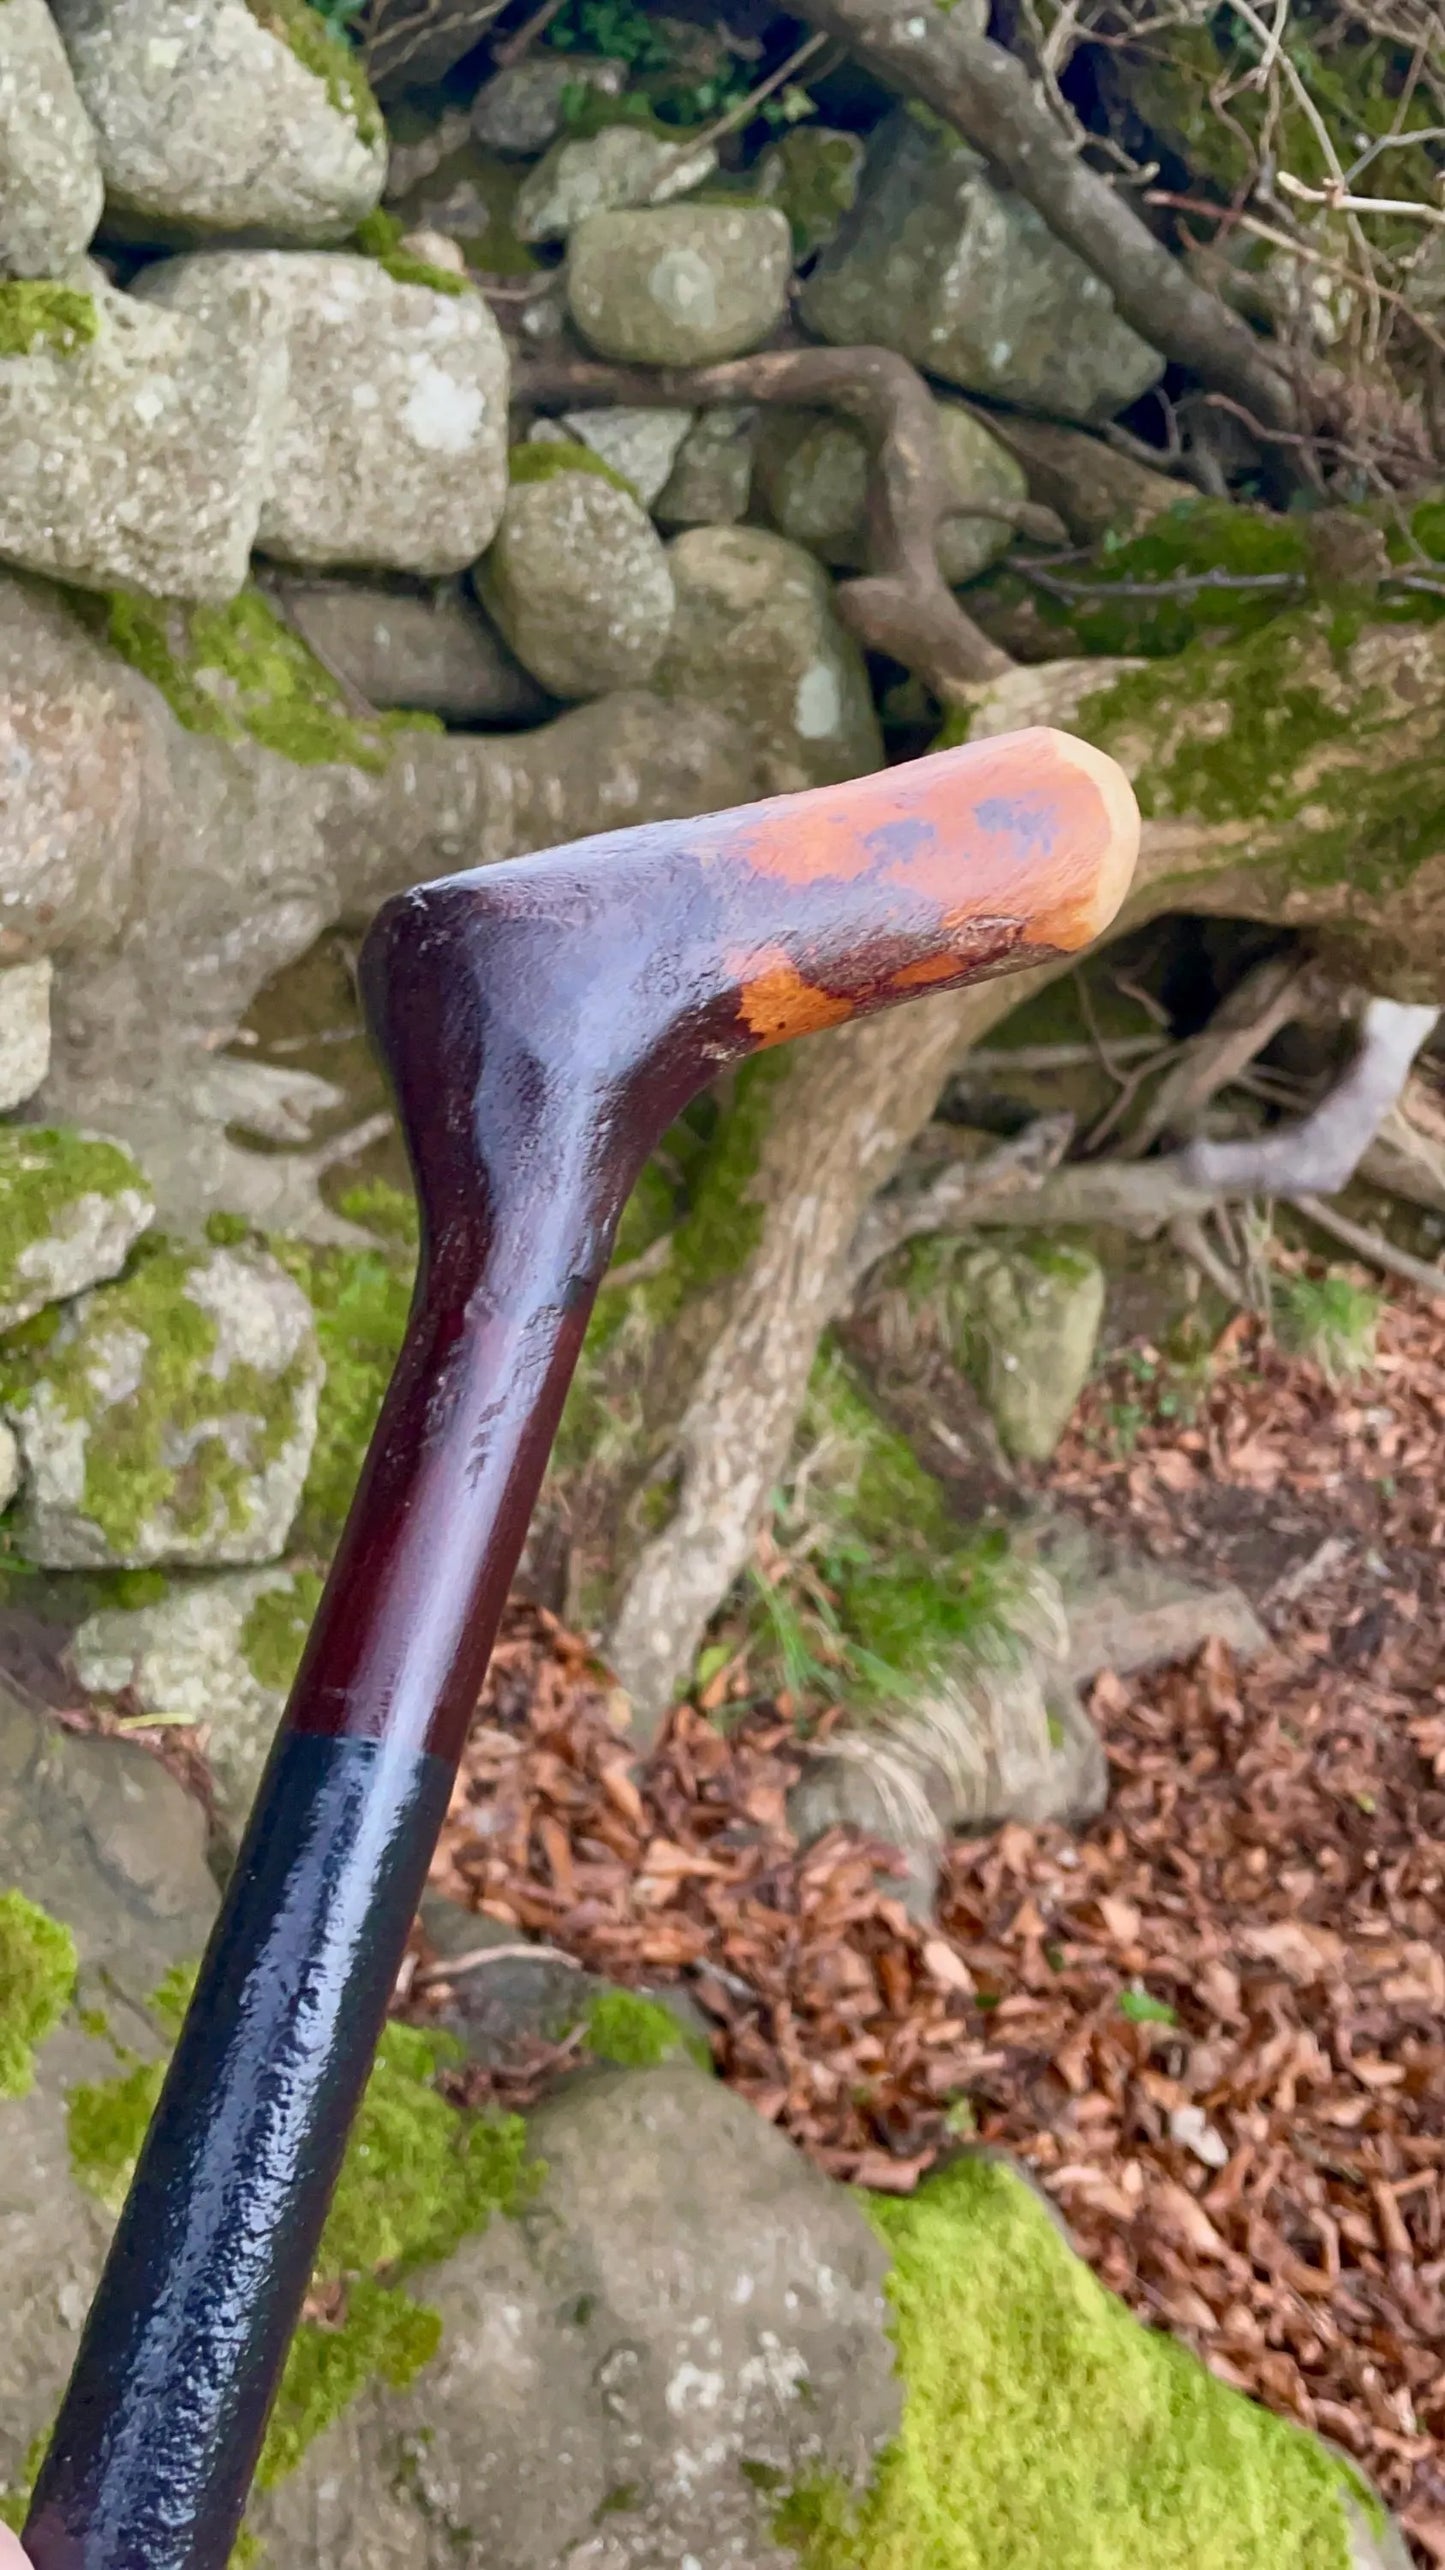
[23,730,1137,2570]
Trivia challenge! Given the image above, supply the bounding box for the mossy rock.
[0,1128,153,1334]
[756,127,863,258]
[0,1890,75,2102]
[71,1565,323,1832]
[0,283,98,360]
[2,1239,322,1568]
[513,119,716,243]
[272,1190,417,1554]
[81,586,442,772]
[949,1235,1106,1463]
[55,0,384,244]
[783,2151,1381,2570]
[477,465,675,700]
[65,1988,532,2522]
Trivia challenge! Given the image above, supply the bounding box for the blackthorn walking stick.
[24,729,1138,2569]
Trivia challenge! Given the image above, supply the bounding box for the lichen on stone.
[0,1890,77,2101]
[82,588,442,772]
[0,283,98,360]
[779,2153,1370,2570]
[242,0,382,149]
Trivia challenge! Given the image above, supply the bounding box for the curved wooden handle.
[708,726,1139,1046]
[25,728,1136,2570]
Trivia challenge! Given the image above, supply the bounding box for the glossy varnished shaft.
[25,733,1138,2570]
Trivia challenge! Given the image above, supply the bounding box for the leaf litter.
[336,1295,1445,2556]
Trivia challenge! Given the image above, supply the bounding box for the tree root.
[848,990,1443,1276]
[515,345,1032,697]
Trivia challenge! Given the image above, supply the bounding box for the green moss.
[781,2154,1365,2570]
[759,128,862,257]
[753,1344,1045,1711]
[352,207,469,297]
[971,499,1309,662]
[244,0,382,148]
[337,1177,421,1256]
[81,588,441,773]
[0,283,98,360]
[0,1891,77,2101]
[583,1988,703,2069]
[240,1572,324,1693]
[663,1052,789,1309]
[0,1128,148,1316]
[316,2020,534,2278]
[508,439,641,503]
[0,1236,312,1561]
[0,2433,47,2534]
[551,1063,784,1511]
[67,2059,165,2212]
[69,1992,534,2509]
[272,1223,416,1554]
[254,2277,439,2490]
[1078,607,1445,895]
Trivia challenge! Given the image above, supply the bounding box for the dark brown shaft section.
[291,728,1138,1771]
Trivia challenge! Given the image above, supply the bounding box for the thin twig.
[414,1941,585,1986]
[1145,190,1445,367]
[1277,171,1445,228]
[492,0,568,70]
[308,1110,395,1178]
[953,1037,1164,1075]
[685,30,831,155]
[1014,561,1303,605]
[1169,1211,1253,1307]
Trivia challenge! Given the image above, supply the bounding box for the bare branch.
[1125,953,1312,1159]
[1013,561,1304,606]
[843,996,1442,1278]
[1183,998,1440,1194]
[515,344,1013,694]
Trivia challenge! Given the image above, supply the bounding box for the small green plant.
[545,0,771,127]
[1274,1269,1383,1384]
[1117,1988,1177,2027]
